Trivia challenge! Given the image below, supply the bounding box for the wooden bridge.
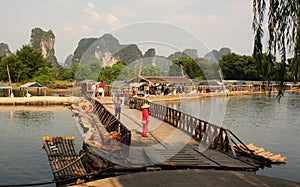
[43,96,276,185]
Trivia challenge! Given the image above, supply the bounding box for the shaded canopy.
[19,82,47,89]
[0,82,12,97]
[19,82,47,96]
[0,82,11,89]
[128,75,193,85]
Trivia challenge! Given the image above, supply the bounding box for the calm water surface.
[165,92,300,183]
[0,93,299,186]
[0,106,82,186]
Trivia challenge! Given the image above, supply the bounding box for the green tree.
[34,66,56,85]
[219,53,257,80]
[0,45,48,83]
[57,66,73,80]
[196,58,220,80]
[98,62,129,83]
[252,0,299,93]
[141,64,160,76]
[172,56,204,79]
[75,64,93,81]
[0,54,20,82]
[16,45,48,80]
[116,66,136,80]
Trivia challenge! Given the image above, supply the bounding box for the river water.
[164,92,300,183]
[0,93,299,186]
[0,106,82,186]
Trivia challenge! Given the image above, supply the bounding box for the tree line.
[0,45,298,86]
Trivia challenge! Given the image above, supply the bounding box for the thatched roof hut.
[19,82,47,96]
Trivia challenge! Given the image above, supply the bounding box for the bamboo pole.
[6,64,13,97]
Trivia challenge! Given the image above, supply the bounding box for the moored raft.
[42,136,88,185]
[234,143,287,164]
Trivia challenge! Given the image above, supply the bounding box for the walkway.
[70,97,300,187]
[94,97,260,170]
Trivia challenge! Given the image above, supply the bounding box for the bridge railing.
[88,98,131,157]
[130,97,255,158]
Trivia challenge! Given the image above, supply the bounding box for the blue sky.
[0,0,254,63]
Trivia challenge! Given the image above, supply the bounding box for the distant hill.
[0,43,11,57]
[64,33,235,70]
[69,33,143,67]
[204,47,231,62]
[167,49,199,61]
[30,28,58,68]
[63,54,74,69]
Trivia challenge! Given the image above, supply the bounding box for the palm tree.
[252,0,299,96]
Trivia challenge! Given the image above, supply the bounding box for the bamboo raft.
[42,136,88,185]
[235,143,286,164]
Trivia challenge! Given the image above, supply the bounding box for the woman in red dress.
[141,103,150,137]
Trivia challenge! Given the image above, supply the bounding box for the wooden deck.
[42,96,275,185]
[97,97,261,171]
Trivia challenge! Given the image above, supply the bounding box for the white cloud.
[106,14,120,26]
[63,26,73,32]
[82,25,92,33]
[83,2,120,28]
[87,2,94,9]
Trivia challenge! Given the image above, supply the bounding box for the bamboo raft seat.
[234,143,286,164]
[42,136,88,185]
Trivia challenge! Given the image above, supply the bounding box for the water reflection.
[0,106,82,186]
[165,93,300,183]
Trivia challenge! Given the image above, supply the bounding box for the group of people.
[112,94,150,138]
[92,81,105,99]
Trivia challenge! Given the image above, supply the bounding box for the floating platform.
[0,96,73,105]
[43,97,287,186]
[42,136,88,186]
[235,143,286,164]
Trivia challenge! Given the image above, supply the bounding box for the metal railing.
[130,97,257,159]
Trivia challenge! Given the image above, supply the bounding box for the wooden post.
[6,64,12,97]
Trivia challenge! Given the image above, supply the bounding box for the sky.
[0,0,254,64]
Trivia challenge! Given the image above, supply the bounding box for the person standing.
[95,85,99,97]
[121,88,125,105]
[100,81,105,97]
[114,96,122,120]
[141,103,150,137]
[98,85,103,99]
[92,83,96,97]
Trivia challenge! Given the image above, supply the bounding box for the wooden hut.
[127,75,194,96]
[19,82,47,96]
[0,82,12,97]
[128,75,193,85]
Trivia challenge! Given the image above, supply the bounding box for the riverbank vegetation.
[0,44,299,88]
[1,0,300,89]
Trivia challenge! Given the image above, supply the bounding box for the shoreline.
[0,96,73,106]
[0,90,298,106]
[144,90,269,102]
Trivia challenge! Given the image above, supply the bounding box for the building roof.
[0,82,11,89]
[128,75,193,85]
[19,82,47,88]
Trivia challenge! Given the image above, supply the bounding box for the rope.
[53,152,87,173]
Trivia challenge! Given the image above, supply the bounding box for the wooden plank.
[98,100,258,171]
[43,136,87,181]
